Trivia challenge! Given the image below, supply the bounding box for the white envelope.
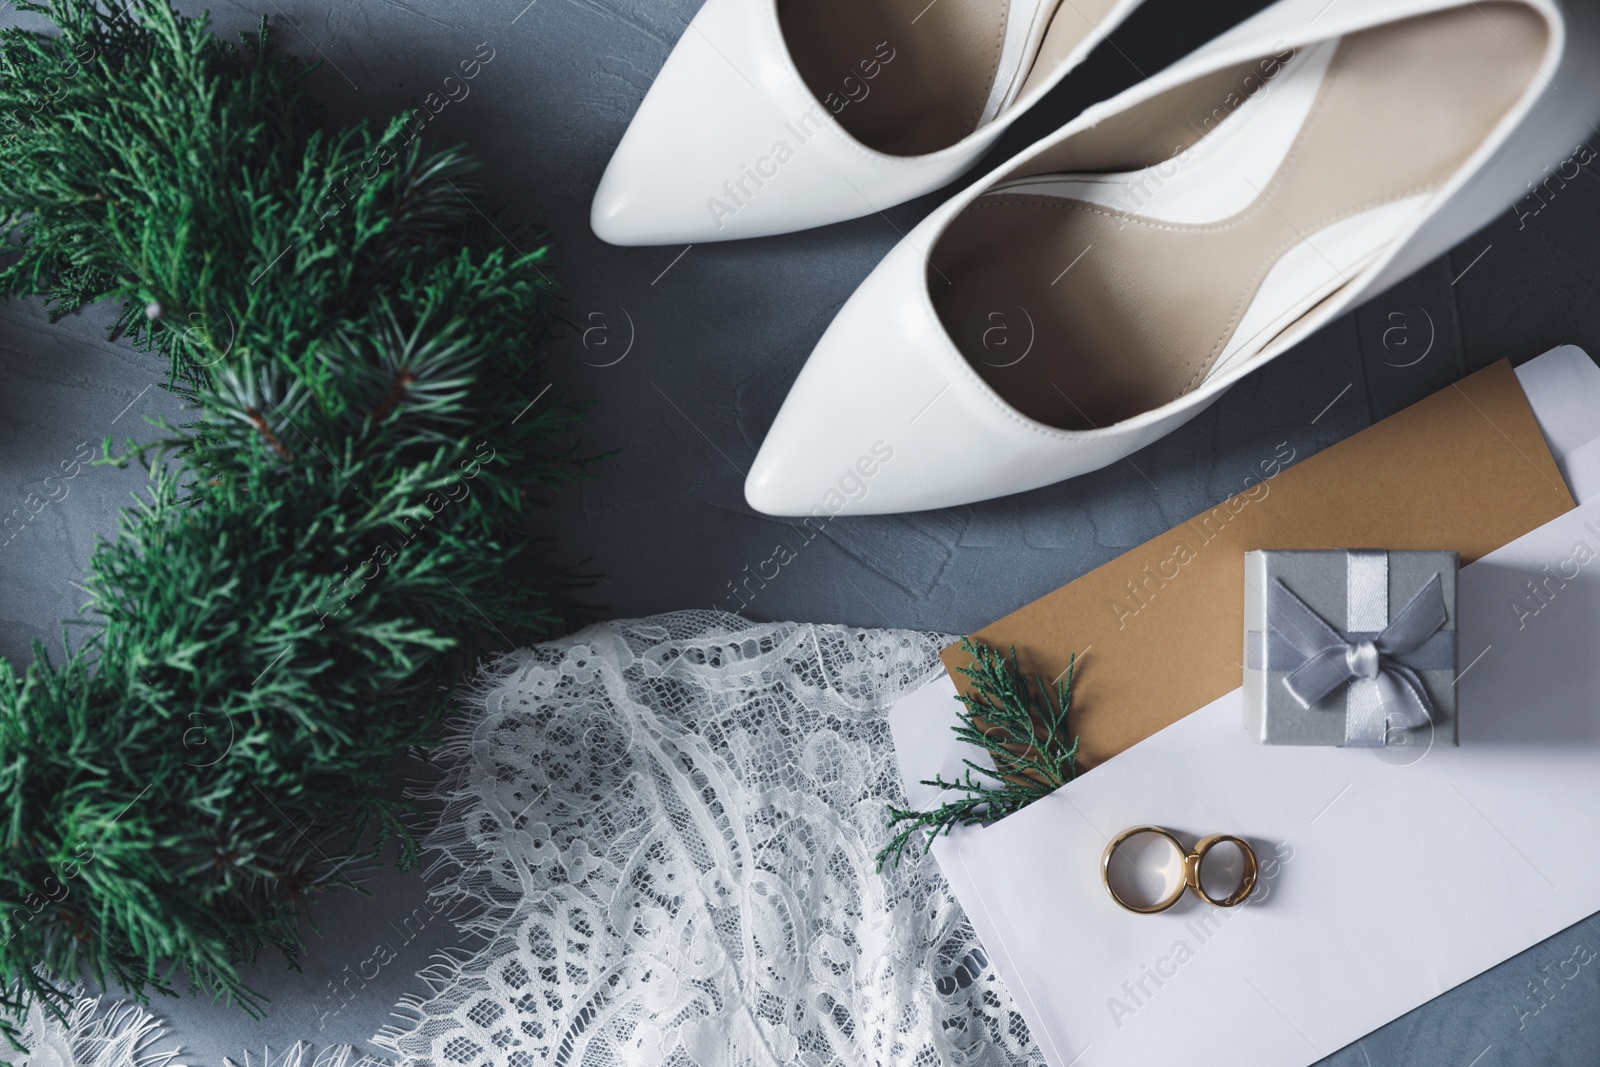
[935,495,1600,1067]
[887,346,1600,1067]
[1514,344,1600,465]
[1557,434,1600,505]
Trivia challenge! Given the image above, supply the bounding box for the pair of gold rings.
[1101,826,1259,914]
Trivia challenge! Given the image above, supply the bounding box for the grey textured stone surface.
[2,0,1600,1062]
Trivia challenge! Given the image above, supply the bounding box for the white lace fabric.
[375,611,1045,1067]
[16,995,184,1067]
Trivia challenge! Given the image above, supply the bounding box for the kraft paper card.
[942,358,1575,768]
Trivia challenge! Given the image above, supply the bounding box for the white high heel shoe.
[590,0,1147,245]
[745,0,1600,516]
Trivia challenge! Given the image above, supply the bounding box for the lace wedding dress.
[375,611,1045,1067]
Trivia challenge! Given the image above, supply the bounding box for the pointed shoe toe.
[589,0,930,245]
[592,0,1152,244]
[744,234,1133,517]
[588,0,823,246]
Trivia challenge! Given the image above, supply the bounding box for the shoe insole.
[779,0,1124,156]
[929,3,1546,430]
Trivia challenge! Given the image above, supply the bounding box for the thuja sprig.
[878,638,1079,871]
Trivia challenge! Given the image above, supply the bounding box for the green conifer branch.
[878,638,1080,871]
[0,0,592,1048]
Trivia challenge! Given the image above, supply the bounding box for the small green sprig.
[878,638,1079,871]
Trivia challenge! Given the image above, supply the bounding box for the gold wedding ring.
[1102,826,1260,914]
[1101,826,1189,914]
[1186,833,1260,908]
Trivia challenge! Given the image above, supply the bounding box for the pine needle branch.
[878,638,1079,871]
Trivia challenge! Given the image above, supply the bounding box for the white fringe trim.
[222,1043,390,1067]
[16,995,183,1067]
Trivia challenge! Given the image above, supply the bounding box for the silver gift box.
[1243,549,1459,747]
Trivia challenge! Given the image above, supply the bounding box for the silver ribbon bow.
[1267,562,1452,747]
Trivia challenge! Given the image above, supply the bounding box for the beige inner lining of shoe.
[779,0,1124,157]
[928,3,1547,431]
